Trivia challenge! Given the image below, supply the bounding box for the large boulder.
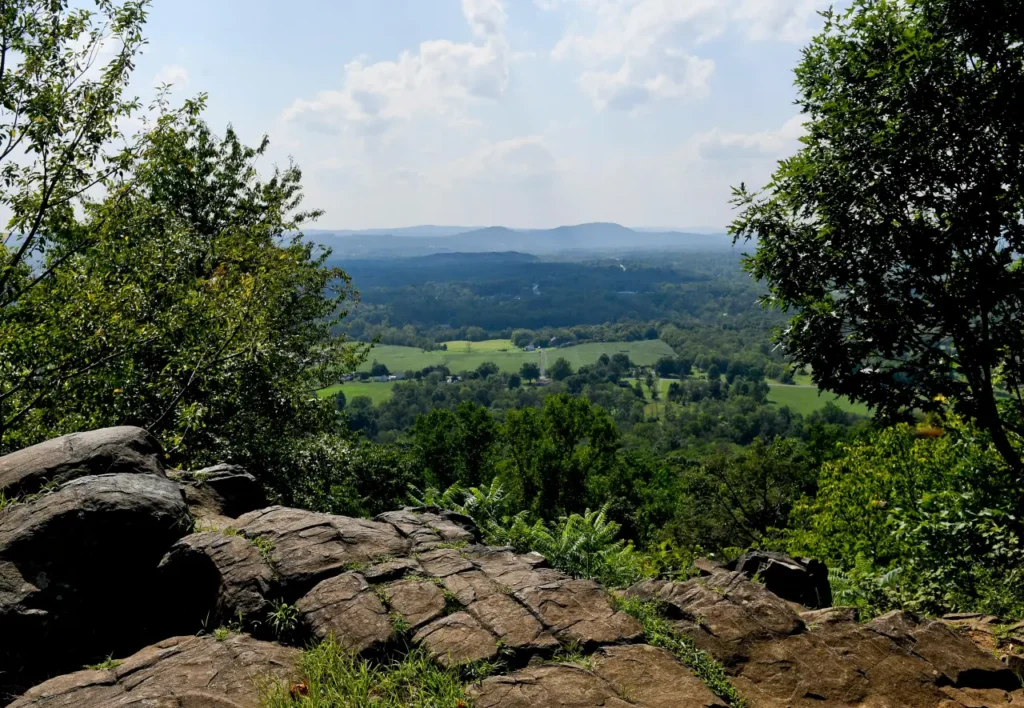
[7,633,299,707]
[0,473,190,697]
[0,427,164,498]
[728,550,832,609]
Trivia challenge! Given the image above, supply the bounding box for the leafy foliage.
[789,417,1024,617]
[1,95,366,504]
[413,480,650,588]
[730,0,1024,480]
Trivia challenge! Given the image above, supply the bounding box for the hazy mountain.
[307,222,731,257]
[306,225,479,238]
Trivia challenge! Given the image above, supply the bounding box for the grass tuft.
[85,654,122,671]
[260,640,472,707]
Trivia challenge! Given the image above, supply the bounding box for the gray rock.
[175,464,265,523]
[0,473,190,696]
[0,427,164,497]
[728,550,832,609]
[517,578,642,648]
[385,578,447,629]
[414,611,499,667]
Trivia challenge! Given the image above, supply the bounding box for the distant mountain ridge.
[306,222,731,257]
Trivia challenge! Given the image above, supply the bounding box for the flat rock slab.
[295,572,392,654]
[414,611,499,667]
[464,547,562,591]
[594,644,728,708]
[469,665,630,708]
[362,557,423,582]
[0,427,164,497]
[9,633,299,707]
[385,578,447,629]
[234,506,411,596]
[517,578,642,648]
[375,508,476,552]
[417,548,476,578]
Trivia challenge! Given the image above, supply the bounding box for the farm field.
[359,339,675,376]
[767,384,871,416]
[318,381,398,405]
[623,378,871,418]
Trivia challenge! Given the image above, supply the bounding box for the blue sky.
[131,0,833,230]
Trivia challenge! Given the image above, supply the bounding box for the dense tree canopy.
[731,0,1024,479]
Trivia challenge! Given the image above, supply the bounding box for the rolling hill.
[306,222,731,257]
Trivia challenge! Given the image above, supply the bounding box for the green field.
[360,339,675,376]
[622,378,871,418]
[318,381,398,405]
[767,384,871,416]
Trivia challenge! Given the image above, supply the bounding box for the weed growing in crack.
[614,595,747,708]
[267,600,300,640]
[85,654,123,671]
[259,640,471,707]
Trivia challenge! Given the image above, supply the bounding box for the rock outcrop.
[469,644,728,708]
[3,427,1023,707]
[626,569,1023,707]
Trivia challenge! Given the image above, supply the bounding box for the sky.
[129,0,834,230]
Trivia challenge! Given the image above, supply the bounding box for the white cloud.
[446,135,560,184]
[695,114,806,160]
[580,51,714,111]
[154,64,190,90]
[284,0,510,137]
[551,0,828,110]
[733,0,826,42]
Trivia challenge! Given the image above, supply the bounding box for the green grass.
[767,384,871,416]
[318,381,398,404]
[260,641,472,707]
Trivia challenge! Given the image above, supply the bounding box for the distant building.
[372,375,389,383]
[388,374,406,381]
[524,344,536,352]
